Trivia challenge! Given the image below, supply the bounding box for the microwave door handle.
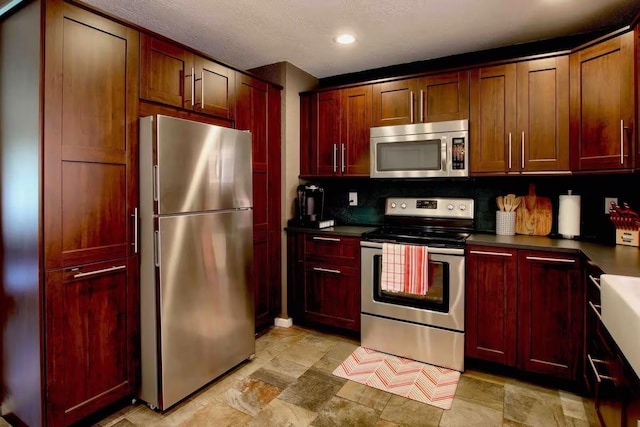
[442,138,449,173]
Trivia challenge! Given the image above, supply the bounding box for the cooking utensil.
[497,196,504,212]
[512,196,522,211]
[504,194,516,212]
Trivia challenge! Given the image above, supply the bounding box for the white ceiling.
[79,0,640,79]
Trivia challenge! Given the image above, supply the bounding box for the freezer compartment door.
[157,209,254,409]
[155,115,252,214]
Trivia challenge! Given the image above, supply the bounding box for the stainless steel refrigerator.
[138,115,254,410]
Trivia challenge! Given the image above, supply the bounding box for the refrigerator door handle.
[131,207,138,254]
[154,230,160,267]
[153,165,159,202]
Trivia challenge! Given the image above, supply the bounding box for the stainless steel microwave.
[370,119,469,178]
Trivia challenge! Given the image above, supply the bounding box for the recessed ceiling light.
[334,34,356,45]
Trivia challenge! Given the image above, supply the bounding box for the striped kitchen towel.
[381,243,429,295]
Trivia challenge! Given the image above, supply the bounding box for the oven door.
[361,241,465,332]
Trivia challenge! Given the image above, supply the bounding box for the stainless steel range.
[360,197,474,371]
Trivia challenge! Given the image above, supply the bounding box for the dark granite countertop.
[468,233,640,277]
[285,225,377,238]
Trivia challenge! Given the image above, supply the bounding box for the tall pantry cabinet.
[1,1,139,426]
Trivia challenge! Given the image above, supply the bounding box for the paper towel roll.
[558,193,581,239]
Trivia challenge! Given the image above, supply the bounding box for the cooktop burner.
[363,197,475,247]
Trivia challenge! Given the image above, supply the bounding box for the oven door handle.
[360,240,464,255]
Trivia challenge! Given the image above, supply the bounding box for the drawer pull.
[589,301,602,321]
[313,267,341,274]
[73,265,126,279]
[312,236,341,242]
[587,354,615,383]
[589,274,601,291]
[525,256,575,263]
[469,250,512,257]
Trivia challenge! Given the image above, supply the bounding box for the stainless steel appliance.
[139,115,255,410]
[361,197,474,371]
[370,120,469,178]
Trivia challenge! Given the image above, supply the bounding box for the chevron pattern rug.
[332,347,460,410]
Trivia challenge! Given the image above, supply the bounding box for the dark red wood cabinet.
[569,31,635,171]
[288,233,361,332]
[371,71,469,127]
[466,245,582,381]
[470,57,569,175]
[302,85,372,177]
[43,2,140,425]
[140,33,235,120]
[465,246,518,366]
[235,73,282,331]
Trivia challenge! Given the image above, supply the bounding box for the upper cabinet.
[302,85,372,177]
[371,71,469,127]
[569,31,635,171]
[140,34,235,120]
[470,56,569,174]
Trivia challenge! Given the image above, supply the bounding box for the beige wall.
[249,62,318,319]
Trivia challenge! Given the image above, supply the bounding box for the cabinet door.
[570,32,635,171]
[517,57,569,172]
[44,3,139,269]
[341,85,372,176]
[312,90,342,176]
[195,56,235,119]
[417,71,469,122]
[372,78,417,127]
[140,34,193,109]
[517,251,582,379]
[304,263,360,331]
[469,64,517,173]
[236,74,269,328]
[465,246,517,365]
[45,258,138,426]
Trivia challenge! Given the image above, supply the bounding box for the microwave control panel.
[452,137,465,170]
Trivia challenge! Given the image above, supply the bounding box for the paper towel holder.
[558,190,581,240]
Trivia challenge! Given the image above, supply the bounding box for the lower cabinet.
[466,245,582,380]
[584,262,640,427]
[288,232,361,332]
[45,257,139,426]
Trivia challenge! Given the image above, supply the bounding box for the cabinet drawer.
[304,235,360,262]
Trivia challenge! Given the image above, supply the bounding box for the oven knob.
[390,202,396,208]
[401,203,407,209]
[459,204,467,211]
[447,204,454,210]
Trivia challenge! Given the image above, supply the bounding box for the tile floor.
[92,325,599,427]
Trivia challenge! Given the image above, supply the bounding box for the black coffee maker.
[289,183,334,228]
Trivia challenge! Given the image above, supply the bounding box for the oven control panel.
[385,197,474,219]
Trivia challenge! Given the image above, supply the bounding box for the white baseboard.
[274,317,293,328]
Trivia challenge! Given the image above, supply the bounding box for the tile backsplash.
[304,174,640,244]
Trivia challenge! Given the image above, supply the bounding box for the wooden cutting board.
[515,184,552,236]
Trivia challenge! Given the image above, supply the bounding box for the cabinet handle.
[410,91,415,123]
[589,301,602,321]
[201,71,205,107]
[341,143,345,173]
[333,144,337,173]
[525,256,575,263]
[587,354,615,383]
[521,131,525,169]
[589,274,601,291]
[420,90,424,122]
[620,119,624,165]
[508,133,512,170]
[313,267,341,274]
[469,250,512,257]
[74,264,126,279]
[312,236,341,242]
[131,208,138,254]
